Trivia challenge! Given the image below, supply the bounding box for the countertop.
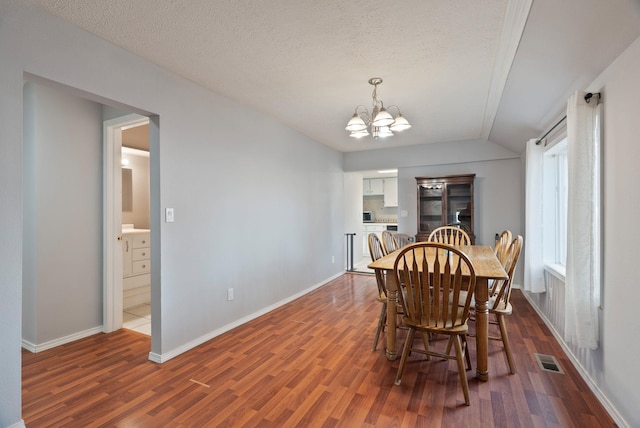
[363,222,398,225]
[122,225,150,234]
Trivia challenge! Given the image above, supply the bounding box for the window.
[542,138,567,270]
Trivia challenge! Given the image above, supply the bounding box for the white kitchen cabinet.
[363,178,384,195]
[122,230,150,310]
[383,177,398,207]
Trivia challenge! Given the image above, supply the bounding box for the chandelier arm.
[385,105,402,117]
[354,105,371,122]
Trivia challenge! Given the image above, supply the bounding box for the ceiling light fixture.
[345,77,411,139]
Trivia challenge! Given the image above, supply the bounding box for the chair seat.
[403,319,469,335]
[490,301,512,315]
[458,290,512,314]
[401,306,469,334]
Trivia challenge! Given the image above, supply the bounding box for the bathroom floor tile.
[122,305,151,336]
[125,304,151,319]
[123,316,149,330]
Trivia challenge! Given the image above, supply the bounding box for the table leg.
[475,277,489,381]
[385,272,398,361]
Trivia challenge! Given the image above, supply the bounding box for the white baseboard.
[7,420,26,428]
[22,326,104,353]
[148,272,344,364]
[520,291,628,428]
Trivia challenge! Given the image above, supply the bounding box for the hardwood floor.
[22,273,615,427]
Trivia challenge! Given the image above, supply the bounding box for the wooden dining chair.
[494,229,512,264]
[368,233,388,351]
[393,233,411,249]
[456,235,523,374]
[393,242,477,406]
[381,230,398,254]
[428,226,471,246]
[487,235,523,374]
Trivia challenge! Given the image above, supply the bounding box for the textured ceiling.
[29,0,640,154]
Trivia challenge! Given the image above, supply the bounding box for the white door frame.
[103,114,149,333]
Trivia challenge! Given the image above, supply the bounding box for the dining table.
[368,244,508,382]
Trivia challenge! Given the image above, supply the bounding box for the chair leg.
[452,335,470,406]
[419,331,431,359]
[394,328,415,386]
[445,334,469,369]
[461,334,472,371]
[497,314,516,374]
[373,302,387,351]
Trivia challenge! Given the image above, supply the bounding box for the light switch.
[400,210,408,217]
[165,208,174,223]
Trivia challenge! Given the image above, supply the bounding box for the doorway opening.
[345,169,400,274]
[120,124,151,334]
[103,114,152,335]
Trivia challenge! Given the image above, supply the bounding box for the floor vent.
[534,353,564,374]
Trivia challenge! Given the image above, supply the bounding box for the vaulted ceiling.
[29,0,640,154]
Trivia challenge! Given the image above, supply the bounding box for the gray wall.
[597,39,640,425]
[0,3,344,425]
[22,82,104,347]
[525,34,640,427]
[343,172,364,267]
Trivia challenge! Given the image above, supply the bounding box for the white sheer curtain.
[564,91,602,349]
[524,138,546,293]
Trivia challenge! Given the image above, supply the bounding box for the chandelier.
[345,77,411,139]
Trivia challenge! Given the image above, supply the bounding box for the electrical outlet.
[331,256,335,264]
[227,288,234,301]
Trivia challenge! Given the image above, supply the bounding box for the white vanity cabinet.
[122,230,150,310]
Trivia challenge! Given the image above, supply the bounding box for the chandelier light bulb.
[345,112,367,132]
[349,129,370,138]
[389,114,411,132]
[372,107,395,127]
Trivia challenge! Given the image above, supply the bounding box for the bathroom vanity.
[122,225,151,310]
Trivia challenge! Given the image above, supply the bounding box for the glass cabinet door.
[418,183,443,235]
[446,183,472,232]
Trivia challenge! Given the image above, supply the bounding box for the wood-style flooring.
[22,273,615,427]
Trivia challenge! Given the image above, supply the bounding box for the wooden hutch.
[415,174,475,243]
